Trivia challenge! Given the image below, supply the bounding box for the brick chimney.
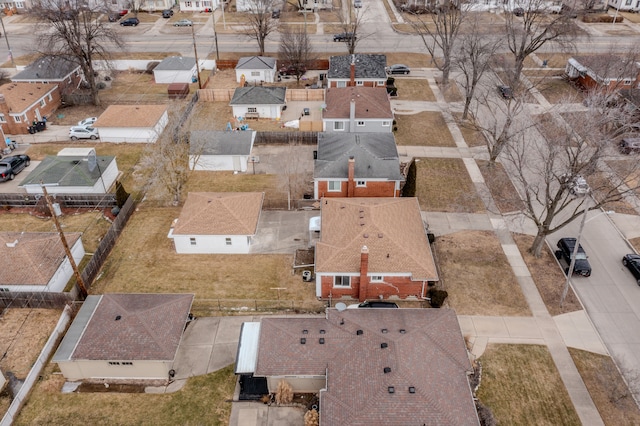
[347,156,355,197]
[358,245,369,302]
[350,55,355,86]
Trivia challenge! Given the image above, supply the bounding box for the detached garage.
[153,56,197,84]
[93,105,169,143]
[189,130,256,172]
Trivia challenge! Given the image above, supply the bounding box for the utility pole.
[42,185,88,299]
[191,23,202,90]
[212,7,219,62]
[0,15,15,68]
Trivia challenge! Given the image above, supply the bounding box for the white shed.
[230,87,286,120]
[235,56,278,83]
[0,232,84,293]
[153,56,197,84]
[53,293,194,382]
[92,105,169,143]
[168,192,264,254]
[189,130,256,172]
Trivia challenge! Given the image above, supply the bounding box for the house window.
[48,94,53,101]
[248,107,257,113]
[603,79,611,86]
[190,237,196,245]
[185,1,192,6]
[13,116,20,123]
[371,275,383,282]
[0,287,8,292]
[377,80,385,86]
[334,276,351,287]
[357,121,365,126]
[108,361,121,365]
[14,1,24,8]
[328,181,341,192]
[626,0,632,5]
[40,99,46,107]
[0,115,5,123]
[356,80,364,86]
[356,180,366,187]
[225,237,232,245]
[624,78,632,85]
[122,361,133,365]
[251,71,260,77]
[203,0,211,5]
[337,81,347,88]
[382,121,390,126]
[334,121,345,131]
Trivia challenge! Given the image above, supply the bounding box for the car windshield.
[574,252,587,260]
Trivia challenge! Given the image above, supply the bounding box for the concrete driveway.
[250,210,320,254]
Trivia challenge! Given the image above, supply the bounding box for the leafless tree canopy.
[503,1,578,83]
[243,0,279,55]
[30,0,122,106]
[279,26,314,83]
[335,3,367,54]
[411,0,463,84]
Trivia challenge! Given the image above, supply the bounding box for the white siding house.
[153,56,197,84]
[235,56,278,84]
[93,105,169,143]
[190,130,256,172]
[230,87,286,120]
[179,0,218,12]
[168,192,264,254]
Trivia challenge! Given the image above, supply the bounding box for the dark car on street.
[498,85,513,99]
[619,138,640,155]
[0,155,30,182]
[333,32,356,42]
[279,64,306,76]
[120,17,139,26]
[622,254,640,285]
[555,237,592,277]
[386,64,411,75]
[162,9,174,18]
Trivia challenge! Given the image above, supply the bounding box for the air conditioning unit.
[250,156,260,163]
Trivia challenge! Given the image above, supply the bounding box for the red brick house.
[565,55,640,92]
[314,197,438,301]
[327,54,387,88]
[314,133,403,199]
[11,56,83,97]
[323,86,393,133]
[0,82,61,135]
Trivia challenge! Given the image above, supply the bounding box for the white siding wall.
[232,105,282,120]
[98,127,155,143]
[235,68,276,84]
[170,234,251,254]
[57,359,171,381]
[153,68,196,84]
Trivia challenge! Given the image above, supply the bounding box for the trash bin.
[27,126,35,134]
[37,121,46,131]
[302,271,312,282]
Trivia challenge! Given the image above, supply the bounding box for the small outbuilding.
[189,130,256,172]
[153,56,197,84]
[230,87,286,120]
[92,105,169,143]
[168,192,264,254]
[235,56,278,84]
[53,293,194,382]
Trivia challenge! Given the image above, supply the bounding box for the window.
[190,237,196,246]
[122,362,133,365]
[0,115,5,123]
[370,276,383,282]
[248,107,257,113]
[356,180,366,187]
[334,276,351,287]
[357,121,365,126]
[40,99,45,107]
[334,121,345,131]
[626,0,632,5]
[13,116,20,123]
[14,1,24,8]
[382,121,390,127]
[337,81,347,88]
[225,237,232,245]
[356,80,364,86]
[0,288,8,292]
[251,71,260,77]
[624,78,632,85]
[108,361,121,365]
[185,1,192,6]
[48,94,53,101]
[377,80,385,86]
[328,181,341,192]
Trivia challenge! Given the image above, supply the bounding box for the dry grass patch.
[435,231,530,316]
[394,112,455,147]
[533,77,583,104]
[393,79,435,101]
[91,206,322,311]
[185,171,285,203]
[415,158,485,212]
[98,70,201,104]
[15,363,236,426]
[453,113,486,148]
[477,344,581,425]
[630,237,640,253]
[187,101,294,133]
[385,53,431,68]
[620,11,640,23]
[513,234,581,316]
[440,81,463,102]
[477,160,525,214]
[588,168,639,216]
[569,348,640,425]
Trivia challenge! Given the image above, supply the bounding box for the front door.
[35,108,41,121]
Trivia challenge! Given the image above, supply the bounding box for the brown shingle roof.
[173,192,264,236]
[71,293,194,361]
[315,198,437,281]
[254,309,478,425]
[0,232,80,286]
[93,104,167,128]
[0,82,57,114]
[323,87,393,120]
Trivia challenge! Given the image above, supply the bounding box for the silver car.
[69,126,99,140]
[174,19,193,27]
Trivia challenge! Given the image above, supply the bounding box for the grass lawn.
[435,231,530,316]
[569,348,640,425]
[394,79,435,101]
[184,171,286,205]
[476,160,525,214]
[394,112,456,147]
[531,77,583,104]
[15,364,236,426]
[386,53,432,68]
[90,205,323,312]
[513,234,582,316]
[453,113,486,148]
[415,158,485,213]
[477,344,581,425]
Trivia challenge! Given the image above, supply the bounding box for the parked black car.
[120,17,139,26]
[498,85,513,99]
[279,64,306,76]
[622,254,640,285]
[348,301,399,309]
[0,155,30,182]
[555,238,592,277]
[162,9,174,18]
[386,64,411,75]
[333,32,356,42]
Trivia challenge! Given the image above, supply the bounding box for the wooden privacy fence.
[191,299,324,315]
[0,193,117,208]
[198,88,235,102]
[254,131,318,145]
[286,89,325,102]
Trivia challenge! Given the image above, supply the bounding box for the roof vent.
[319,329,326,334]
[409,386,416,394]
[381,328,388,333]
[399,329,406,334]
[383,367,391,374]
[378,233,383,238]
[5,239,18,248]
[381,342,388,349]
[388,386,395,394]
[319,338,325,344]
[302,329,308,334]
[356,329,363,336]
[363,233,368,238]
[115,315,121,321]
[300,338,306,344]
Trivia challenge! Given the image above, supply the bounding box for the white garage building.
[93,105,169,143]
[189,130,256,172]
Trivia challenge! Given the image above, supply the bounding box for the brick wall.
[321,275,425,300]
[317,180,397,198]
[0,88,61,135]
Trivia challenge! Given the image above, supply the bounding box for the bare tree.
[243,0,279,55]
[335,2,367,54]
[411,0,463,85]
[503,93,640,256]
[279,26,314,84]
[454,17,500,120]
[277,143,313,209]
[503,0,578,82]
[30,0,123,106]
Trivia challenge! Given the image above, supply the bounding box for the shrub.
[428,288,448,308]
[304,409,319,426]
[275,380,293,405]
[402,160,417,197]
[146,61,160,74]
